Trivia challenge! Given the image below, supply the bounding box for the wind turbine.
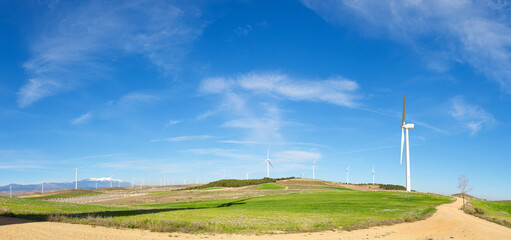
[372,166,375,185]
[312,160,316,179]
[346,165,350,184]
[265,148,273,178]
[41,181,44,194]
[75,168,78,190]
[246,172,249,180]
[10,184,12,198]
[400,95,415,192]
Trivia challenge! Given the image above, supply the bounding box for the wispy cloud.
[164,119,182,128]
[18,1,205,107]
[218,140,259,144]
[0,164,44,170]
[449,96,495,135]
[152,135,211,142]
[199,72,361,144]
[186,148,260,161]
[302,0,511,92]
[338,145,398,155]
[71,112,93,125]
[273,150,321,163]
[200,72,360,107]
[73,91,162,123]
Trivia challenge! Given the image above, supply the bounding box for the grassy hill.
[0,179,453,234]
[465,199,511,228]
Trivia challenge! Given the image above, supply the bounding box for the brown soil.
[1,198,510,239]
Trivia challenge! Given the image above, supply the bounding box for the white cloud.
[18,1,205,107]
[186,148,259,161]
[152,135,211,142]
[71,112,93,125]
[164,119,182,128]
[200,72,360,144]
[201,72,360,107]
[273,150,321,163]
[71,92,161,122]
[302,0,511,92]
[449,96,495,135]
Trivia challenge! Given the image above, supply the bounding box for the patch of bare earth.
[1,198,510,239]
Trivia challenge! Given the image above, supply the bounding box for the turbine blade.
[400,128,405,165]
[402,95,406,124]
[269,161,273,168]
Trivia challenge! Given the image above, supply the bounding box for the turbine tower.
[312,160,316,179]
[346,165,349,184]
[265,148,273,178]
[400,95,415,192]
[41,181,44,194]
[75,168,78,190]
[246,172,249,180]
[372,166,375,185]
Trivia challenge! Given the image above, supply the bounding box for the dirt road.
[1,198,510,240]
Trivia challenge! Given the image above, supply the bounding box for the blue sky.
[1,0,510,200]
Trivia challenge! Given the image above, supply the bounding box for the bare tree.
[458,174,472,208]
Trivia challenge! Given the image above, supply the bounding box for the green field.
[196,187,224,191]
[0,189,452,233]
[255,183,286,190]
[27,192,102,200]
[470,199,511,227]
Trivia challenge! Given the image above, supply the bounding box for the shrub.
[184,177,295,190]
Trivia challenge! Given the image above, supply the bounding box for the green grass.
[196,187,224,191]
[324,186,355,191]
[469,199,511,227]
[27,192,102,200]
[255,183,286,190]
[0,191,452,234]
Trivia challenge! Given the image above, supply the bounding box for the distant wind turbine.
[41,181,44,194]
[10,185,12,198]
[301,173,304,178]
[372,166,375,185]
[312,159,316,179]
[346,165,350,184]
[400,95,415,192]
[246,172,249,180]
[265,148,273,178]
[75,168,78,190]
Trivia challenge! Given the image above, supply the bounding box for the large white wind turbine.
[346,165,349,184]
[265,148,273,178]
[400,95,415,192]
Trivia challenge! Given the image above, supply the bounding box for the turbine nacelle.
[401,123,415,129]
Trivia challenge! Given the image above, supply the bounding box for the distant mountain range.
[0,178,131,193]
